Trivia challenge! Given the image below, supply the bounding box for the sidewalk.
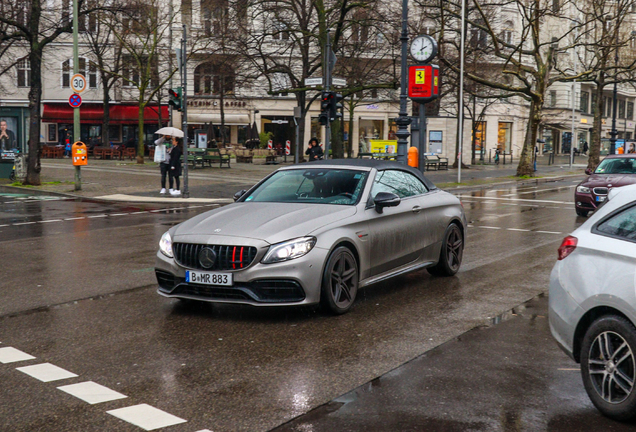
[0,154,587,203]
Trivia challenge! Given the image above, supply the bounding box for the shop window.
[62,58,97,88]
[358,119,384,153]
[17,58,30,87]
[498,122,512,152]
[0,117,19,151]
[194,61,235,95]
[108,125,121,143]
[310,117,321,145]
[473,121,486,153]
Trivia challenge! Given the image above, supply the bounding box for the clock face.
[410,35,437,63]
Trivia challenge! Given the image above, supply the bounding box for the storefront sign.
[370,140,397,153]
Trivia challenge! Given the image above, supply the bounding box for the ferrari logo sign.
[416,70,426,85]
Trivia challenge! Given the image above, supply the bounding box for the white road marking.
[87,214,108,218]
[0,224,9,227]
[17,363,78,382]
[107,404,187,430]
[109,213,128,216]
[64,217,85,220]
[38,219,62,223]
[13,222,36,225]
[507,228,530,232]
[130,211,148,214]
[479,226,501,230]
[58,381,127,405]
[501,185,576,197]
[0,347,36,364]
[457,195,573,204]
[536,230,562,235]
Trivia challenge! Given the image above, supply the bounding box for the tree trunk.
[516,99,541,176]
[589,77,606,171]
[137,97,146,164]
[25,47,43,185]
[331,119,343,158]
[219,79,226,146]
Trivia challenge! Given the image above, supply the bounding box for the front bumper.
[154,246,330,306]
[574,191,605,211]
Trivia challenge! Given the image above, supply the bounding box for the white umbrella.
[155,127,184,138]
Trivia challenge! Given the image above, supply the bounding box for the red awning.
[42,103,169,124]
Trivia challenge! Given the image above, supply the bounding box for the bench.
[265,149,278,165]
[423,154,449,171]
[357,152,373,159]
[203,148,231,168]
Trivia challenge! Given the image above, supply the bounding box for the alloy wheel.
[328,251,358,310]
[588,331,635,404]
[446,224,463,272]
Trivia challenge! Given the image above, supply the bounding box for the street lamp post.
[609,24,619,155]
[395,0,411,164]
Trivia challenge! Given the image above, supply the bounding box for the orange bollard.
[408,146,419,168]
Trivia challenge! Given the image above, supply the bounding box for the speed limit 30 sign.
[71,74,87,93]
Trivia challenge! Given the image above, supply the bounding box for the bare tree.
[0,0,104,184]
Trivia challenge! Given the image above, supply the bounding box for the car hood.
[173,202,358,244]
[582,174,636,188]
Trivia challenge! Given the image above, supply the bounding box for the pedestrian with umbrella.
[154,127,184,195]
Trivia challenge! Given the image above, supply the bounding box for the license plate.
[186,270,233,286]
[596,196,606,202]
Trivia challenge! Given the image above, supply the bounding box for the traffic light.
[168,87,182,111]
[319,91,331,125]
[330,92,343,121]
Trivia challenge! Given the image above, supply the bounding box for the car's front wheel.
[320,246,358,315]
[581,315,636,421]
[428,223,463,277]
[576,208,589,217]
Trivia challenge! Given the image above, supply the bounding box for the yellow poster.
[370,140,398,153]
[415,70,426,85]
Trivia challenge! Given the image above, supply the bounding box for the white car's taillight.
[557,236,578,260]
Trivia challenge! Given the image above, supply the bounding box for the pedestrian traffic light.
[168,87,182,111]
[330,92,343,121]
[319,91,331,125]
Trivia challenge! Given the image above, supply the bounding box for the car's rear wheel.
[428,223,463,277]
[576,208,589,217]
[581,315,636,421]
[320,246,358,315]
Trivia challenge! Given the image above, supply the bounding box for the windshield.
[243,168,369,205]
[594,158,636,174]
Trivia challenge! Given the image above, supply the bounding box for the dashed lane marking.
[457,195,573,204]
[38,219,62,223]
[13,222,36,226]
[472,226,562,235]
[17,363,78,382]
[87,214,108,218]
[507,228,531,232]
[0,347,36,363]
[107,404,187,431]
[478,226,501,230]
[536,230,563,234]
[58,381,127,405]
[64,217,86,220]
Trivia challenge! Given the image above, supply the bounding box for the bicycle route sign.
[69,93,82,108]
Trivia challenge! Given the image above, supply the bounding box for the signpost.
[332,77,347,87]
[304,77,323,87]
[72,0,81,190]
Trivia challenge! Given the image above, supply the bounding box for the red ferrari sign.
[408,65,439,103]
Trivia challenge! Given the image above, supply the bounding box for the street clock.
[410,34,438,63]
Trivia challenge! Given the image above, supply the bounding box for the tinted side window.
[596,205,636,240]
[371,170,428,198]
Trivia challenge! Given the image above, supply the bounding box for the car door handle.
[412,206,422,213]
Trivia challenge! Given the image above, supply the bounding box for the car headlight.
[159,231,173,258]
[262,237,316,264]
[576,185,591,194]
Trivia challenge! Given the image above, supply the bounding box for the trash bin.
[0,151,16,179]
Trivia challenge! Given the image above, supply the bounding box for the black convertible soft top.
[304,158,438,190]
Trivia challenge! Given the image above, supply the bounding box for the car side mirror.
[374,192,401,213]
[234,189,247,201]
[584,168,592,175]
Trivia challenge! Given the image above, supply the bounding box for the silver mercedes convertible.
[155,159,466,314]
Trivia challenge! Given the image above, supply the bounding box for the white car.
[549,184,636,421]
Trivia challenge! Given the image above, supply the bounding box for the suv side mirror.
[234,189,247,201]
[584,168,592,175]
[374,192,401,213]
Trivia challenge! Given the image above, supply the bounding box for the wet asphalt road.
[1,179,632,431]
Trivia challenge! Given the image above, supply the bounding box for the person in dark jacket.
[305,137,324,161]
[168,136,183,196]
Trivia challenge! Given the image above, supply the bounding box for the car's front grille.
[173,243,258,271]
[156,270,176,290]
[593,187,609,195]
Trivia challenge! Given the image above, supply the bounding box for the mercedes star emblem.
[198,247,217,269]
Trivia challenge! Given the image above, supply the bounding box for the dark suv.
[575,155,636,217]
